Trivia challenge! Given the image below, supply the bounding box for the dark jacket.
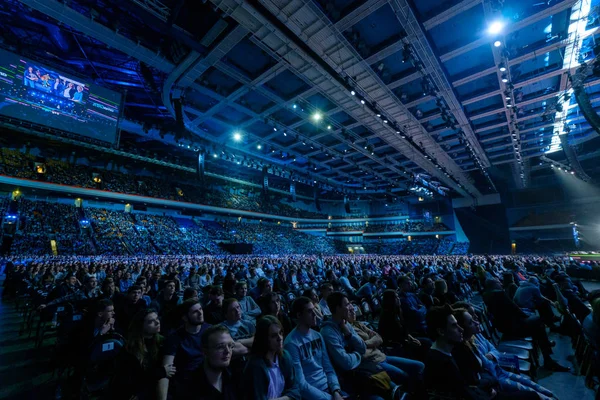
[243,351,300,400]
[482,289,528,333]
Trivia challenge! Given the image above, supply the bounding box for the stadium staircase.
[129,214,161,254]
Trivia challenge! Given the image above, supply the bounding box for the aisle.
[0,278,57,399]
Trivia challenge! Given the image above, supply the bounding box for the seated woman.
[452,307,554,400]
[109,309,176,399]
[244,316,300,400]
[378,290,431,361]
[258,292,294,336]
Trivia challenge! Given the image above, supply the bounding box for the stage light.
[327,125,332,130]
[494,40,502,47]
[360,99,365,104]
[283,132,287,136]
[350,90,356,96]
[213,153,217,158]
[292,104,297,109]
[383,120,388,124]
[488,21,504,35]
[499,63,507,72]
[273,127,277,131]
[312,112,322,122]
[376,113,381,117]
[233,132,242,142]
[257,144,262,149]
[571,171,575,175]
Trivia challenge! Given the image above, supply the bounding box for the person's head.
[320,283,334,299]
[398,275,412,292]
[381,289,400,314]
[202,325,234,370]
[183,287,198,301]
[180,299,204,326]
[66,274,77,286]
[95,299,115,322]
[208,286,224,305]
[127,285,143,303]
[164,280,176,296]
[235,281,248,298]
[421,277,434,293]
[347,302,357,324]
[257,278,272,294]
[260,292,281,316]
[434,279,448,295]
[129,308,161,338]
[85,276,97,290]
[484,278,502,292]
[223,298,242,322]
[125,271,132,280]
[527,276,539,287]
[327,292,352,321]
[102,277,115,294]
[28,66,33,72]
[292,296,317,328]
[453,308,480,341]
[427,304,463,345]
[251,315,284,363]
[77,85,83,92]
[302,288,319,304]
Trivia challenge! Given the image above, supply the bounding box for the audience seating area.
[1,254,596,400]
[0,148,327,219]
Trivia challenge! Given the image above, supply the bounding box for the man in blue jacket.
[284,297,343,400]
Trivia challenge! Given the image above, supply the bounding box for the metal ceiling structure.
[4,0,600,201]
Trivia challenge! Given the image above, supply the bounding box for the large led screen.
[0,49,121,143]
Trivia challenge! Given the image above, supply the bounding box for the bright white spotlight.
[327,125,332,130]
[350,90,356,96]
[257,144,262,149]
[488,21,504,35]
[571,171,575,175]
[233,132,242,142]
[312,112,322,122]
[213,154,218,158]
[292,104,297,109]
[361,99,365,104]
[494,40,502,47]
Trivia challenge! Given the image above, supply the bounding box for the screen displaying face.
[0,49,121,143]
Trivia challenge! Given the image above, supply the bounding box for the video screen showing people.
[0,49,121,144]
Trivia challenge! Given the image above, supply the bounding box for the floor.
[0,278,598,399]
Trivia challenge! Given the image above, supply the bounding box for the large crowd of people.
[2,253,596,399]
[0,148,327,219]
[5,199,468,257]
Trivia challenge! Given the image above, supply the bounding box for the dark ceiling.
[3,0,600,201]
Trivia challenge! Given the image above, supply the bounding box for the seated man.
[220,298,255,359]
[158,299,211,400]
[398,276,428,336]
[319,283,334,316]
[204,285,225,325]
[322,292,415,399]
[234,281,261,322]
[483,279,569,371]
[249,277,272,301]
[284,297,343,400]
[114,285,146,330]
[513,277,559,328]
[180,325,240,400]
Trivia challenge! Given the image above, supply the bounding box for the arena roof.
[3,0,600,200]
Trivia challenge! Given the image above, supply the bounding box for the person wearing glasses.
[181,324,240,400]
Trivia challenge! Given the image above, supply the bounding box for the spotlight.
[506,104,512,108]
[383,120,388,124]
[376,113,381,117]
[312,112,322,122]
[292,104,297,109]
[213,154,218,158]
[233,132,242,142]
[505,94,511,100]
[488,21,504,35]
[501,75,508,83]
[273,127,277,131]
[360,99,365,105]
[350,90,356,96]
[327,125,332,130]
[571,171,575,175]
[283,132,287,136]
[257,144,262,149]
[499,63,507,72]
